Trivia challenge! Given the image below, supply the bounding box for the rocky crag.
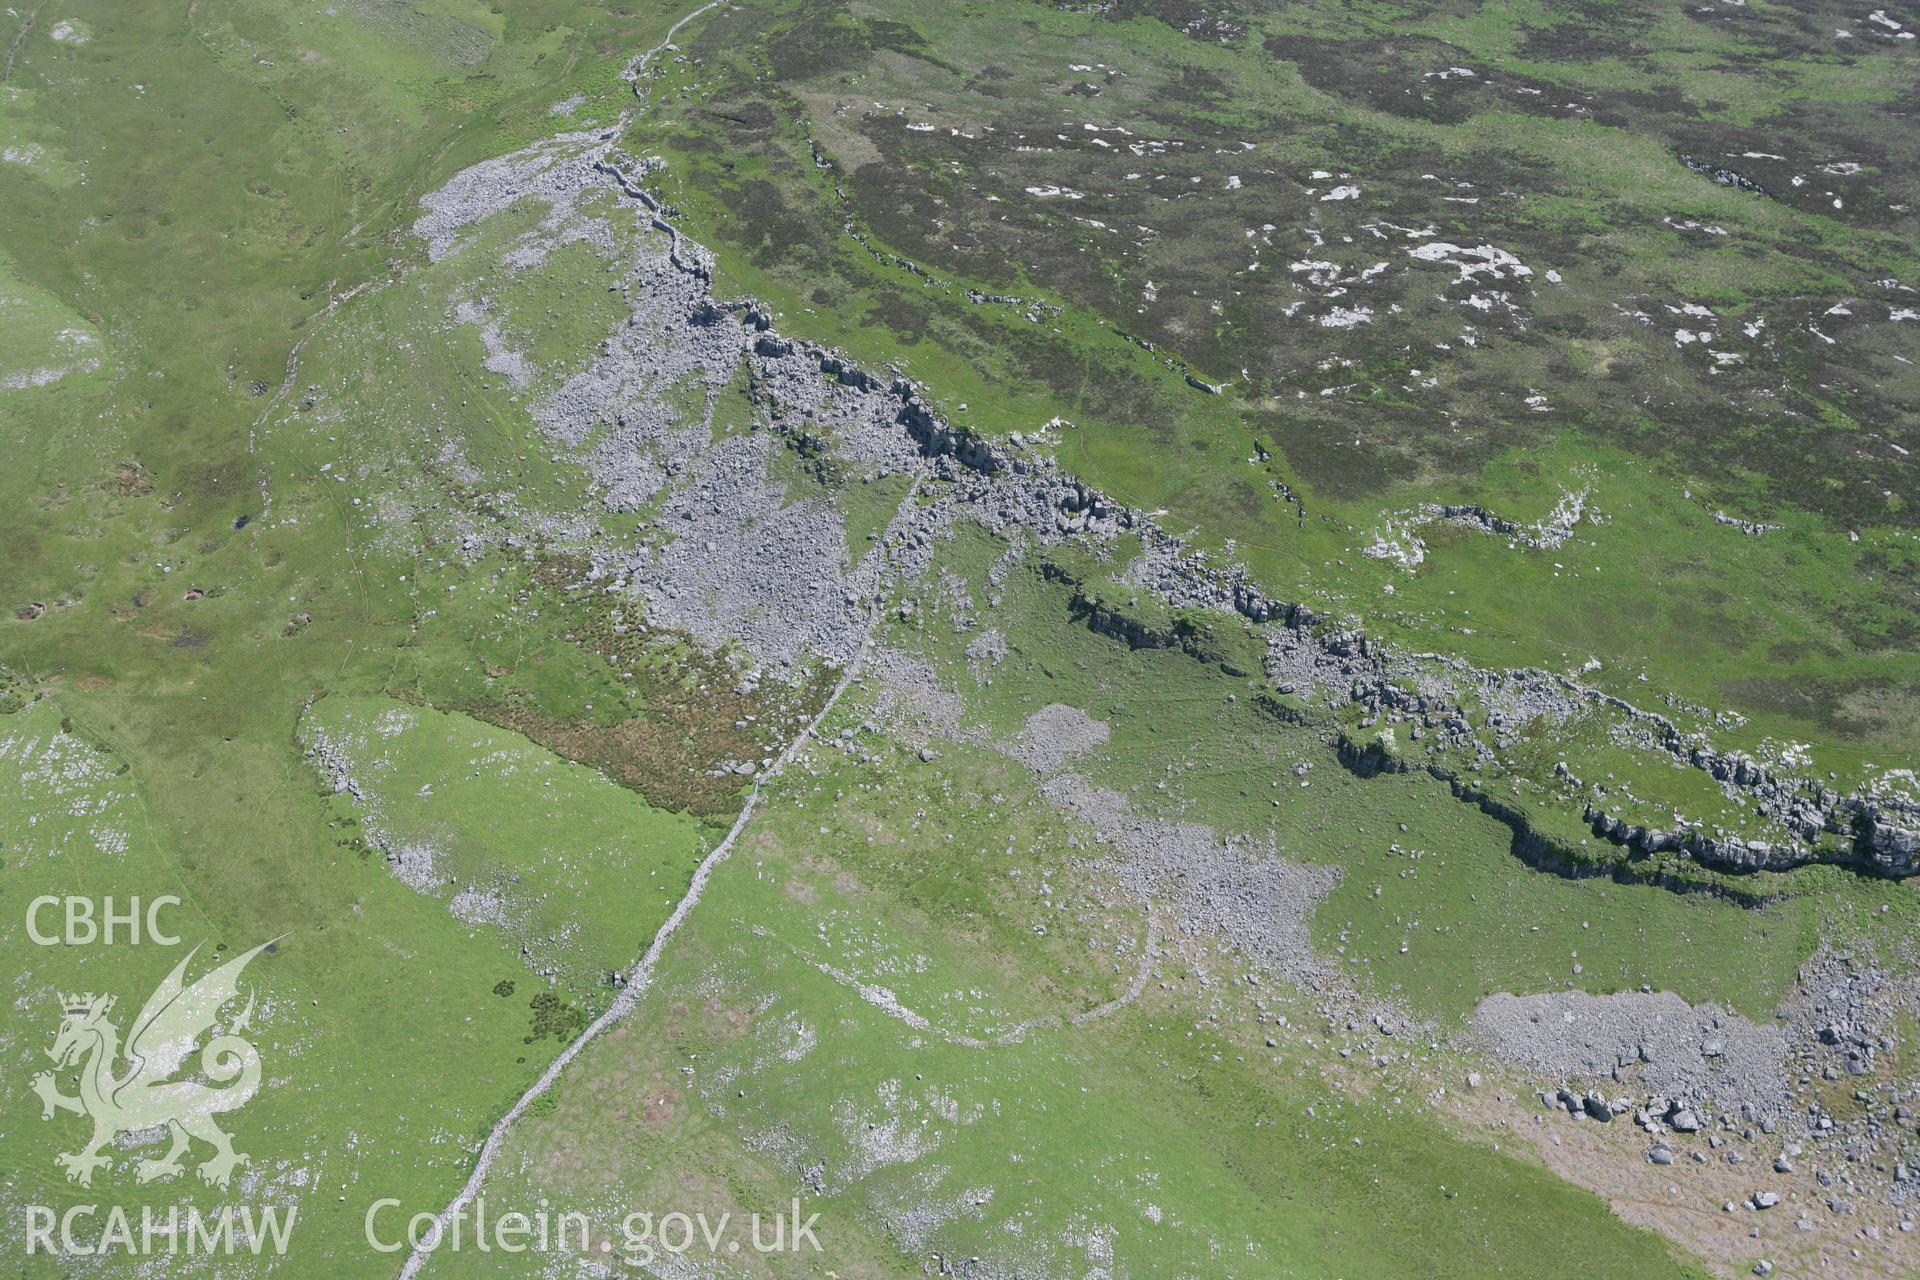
[417,124,1913,982]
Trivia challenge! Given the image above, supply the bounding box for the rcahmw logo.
[25,1203,297,1258]
[33,941,272,1188]
[22,940,296,1257]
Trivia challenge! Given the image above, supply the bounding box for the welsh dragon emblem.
[31,941,273,1189]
